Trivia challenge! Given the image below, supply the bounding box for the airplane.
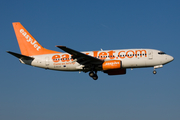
[7,22,174,80]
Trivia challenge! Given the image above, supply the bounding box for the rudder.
[12,22,60,56]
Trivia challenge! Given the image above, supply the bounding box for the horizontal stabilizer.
[7,51,34,60]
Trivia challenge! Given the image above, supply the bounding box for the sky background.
[0,0,180,120]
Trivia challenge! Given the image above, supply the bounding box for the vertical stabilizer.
[12,22,60,56]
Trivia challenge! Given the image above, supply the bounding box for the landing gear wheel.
[89,71,95,77]
[89,71,98,80]
[153,70,157,74]
[92,75,98,80]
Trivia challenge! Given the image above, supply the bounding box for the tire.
[153,70,157,74]
[89,71,94,77]
[92,75,98,80]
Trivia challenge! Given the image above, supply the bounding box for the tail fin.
[12,22,60,56]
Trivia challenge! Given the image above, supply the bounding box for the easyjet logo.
[92,50,147,59]
[117,50,147,59]
[52,55,60,62]
[52,50,147,63]
[105,61,119,66]
[102,60,121,70]
[52,54,72,63]
[20,29,41,51]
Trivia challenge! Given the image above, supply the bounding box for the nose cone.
[167,55,174,63]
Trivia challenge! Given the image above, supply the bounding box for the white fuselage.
[20,49,173,72]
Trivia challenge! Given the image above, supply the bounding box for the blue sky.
[1,0,180,120]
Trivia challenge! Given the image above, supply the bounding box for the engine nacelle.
[102,60,126,75]
[102,60,122,70]
[103,68,126,75]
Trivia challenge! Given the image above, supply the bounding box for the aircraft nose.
[168,55,174,62]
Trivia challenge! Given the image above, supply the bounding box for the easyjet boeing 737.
[7,22,174,80]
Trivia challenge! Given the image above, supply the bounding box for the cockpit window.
[158,51,166,55]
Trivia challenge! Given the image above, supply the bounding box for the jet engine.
[102,60,126,75]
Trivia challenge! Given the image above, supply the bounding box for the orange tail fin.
[12,22,60,56]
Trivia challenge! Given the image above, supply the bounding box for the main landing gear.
[89,71,98,80]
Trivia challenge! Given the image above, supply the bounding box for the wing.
[56,46,103,65]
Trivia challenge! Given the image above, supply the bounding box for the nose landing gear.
[153,70,157,74]
[153,65,163,74]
